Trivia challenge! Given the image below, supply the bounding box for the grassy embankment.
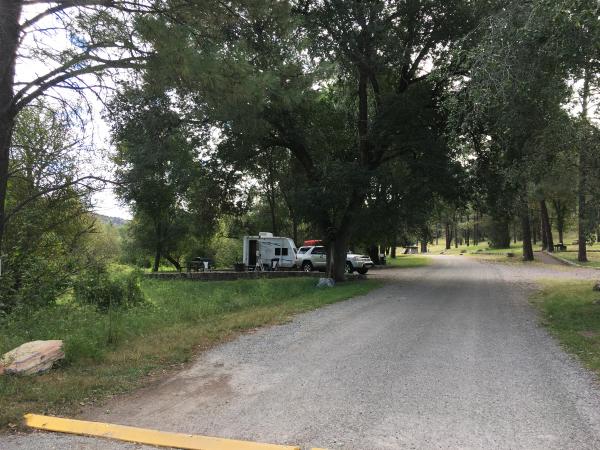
[386,254,432,268]
[555,251,600,268]
[0,276,381,430]
[533,281,600,376]
[427,240,526,257]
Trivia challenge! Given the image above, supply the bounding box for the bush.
[74,266,145,311]
[212,237,243,268]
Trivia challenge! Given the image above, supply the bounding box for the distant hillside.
[95,214,129,227]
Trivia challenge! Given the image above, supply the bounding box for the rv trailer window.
[275,248,281,256]
[282,248,288,256]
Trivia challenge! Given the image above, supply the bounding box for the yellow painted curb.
[24,414,300,450]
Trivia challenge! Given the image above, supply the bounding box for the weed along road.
[4,256,600,449]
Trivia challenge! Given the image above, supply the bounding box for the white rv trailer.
[242,232,297,270]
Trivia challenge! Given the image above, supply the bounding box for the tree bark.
[578,65,590,263]
[326,227,351,282]
[552,199,565,244]
[521,209,534,261]
[0,0,22,250]
[453,220,458,248]
[578,188,588,261]
[165,254,181,271]
[368,245,379,264]
[391,239,397,258]
[445,222,451,250]
[540,210,548,251]
[420,240,427,253]
[473,211,479,245]
[540,199,554,252]
[357,68,369,164]
[152,244,161,272]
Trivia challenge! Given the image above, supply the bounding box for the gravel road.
[3,256,600,449]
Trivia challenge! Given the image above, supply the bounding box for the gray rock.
[317,278,335,288]
[593,282,600,292]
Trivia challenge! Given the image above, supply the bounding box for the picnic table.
[187,257,214,272]
[404,246,418,254]
[553,243,567,252]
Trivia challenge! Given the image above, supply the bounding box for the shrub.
[74,266,145,311]
[212,237,243,268]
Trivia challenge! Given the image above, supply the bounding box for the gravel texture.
[3,255,600,449]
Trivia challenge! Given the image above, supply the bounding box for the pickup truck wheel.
[357,268,368,275]
[302,261,313,272]
[345,262,354,274]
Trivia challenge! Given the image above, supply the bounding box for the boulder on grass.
[317,278,335,288]
[594,282,600,292]
[0,340,64,376]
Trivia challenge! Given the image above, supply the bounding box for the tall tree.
[449,1,572,260]
[0,0,155,248]
[110,87,197,271]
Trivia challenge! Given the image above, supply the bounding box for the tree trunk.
[540,210,548,251]
[558,227,564,246]
[540,199,554,252]
[391,239,397,258]
[326,228,351,282]
[521,208,534,261]
[420,240,427,253]
[0,0,22,250]
[268,187,277,236]
[578,65,590,263]
[368,245,379,264]
[0,115,14,251]
[453,221,458,248]
[292,218,298,246]
[473,211,479,245]
[445,222,451,250]
[578,188,588,262]
[152,244,161,272]
[552,199,565,244]
[165,254,182,272]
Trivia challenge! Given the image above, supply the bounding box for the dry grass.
[0,277,382,430]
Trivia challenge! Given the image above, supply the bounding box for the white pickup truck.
[295,245,374,274]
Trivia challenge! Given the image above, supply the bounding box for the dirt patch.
[578,330,600,339]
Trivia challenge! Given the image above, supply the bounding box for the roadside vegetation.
[533,281,600,376]
[556,252,600,269]
[0,276,381,430]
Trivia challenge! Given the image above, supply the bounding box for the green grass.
[386,254,432,268]
[427,240,527,256]
[556,251,600,268]
[0,277,381,429]
[533,281,600,376]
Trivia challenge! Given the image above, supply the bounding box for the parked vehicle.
[345,251,374,274]
[242,232,297,270]
[296,245,374,274]
[187,257,214,272]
